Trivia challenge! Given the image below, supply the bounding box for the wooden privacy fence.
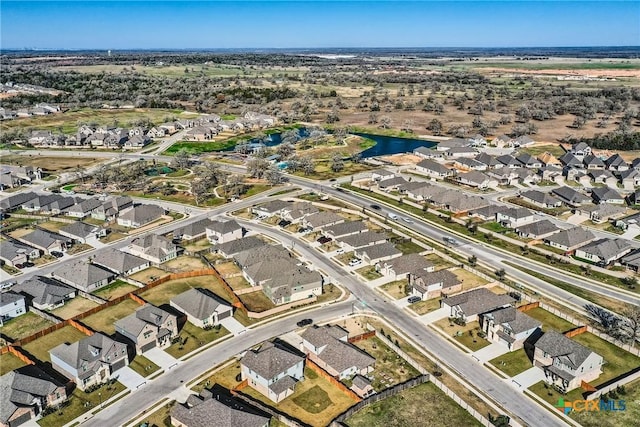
[564,326,588,338]
[305,358,361,401]
[518,301,540,312]
[347,330,376,344]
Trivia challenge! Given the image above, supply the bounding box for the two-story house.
[0,292,26,325]
[481,307,541,351]
[115,304,178,353]
[205,219,243,244]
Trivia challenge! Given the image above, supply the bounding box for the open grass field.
[81,299,141,335]
[129,266,167,283]
[50,297,100,319]
[571,332,640,386]
[0,351,27,375]
[52,63,249,77]
[139,275,231,307]
[433,319,491,352]
[570,378,640,427]
[353,336,420,391]
[237,291,276,313]
[37,381,127,427]
[166,322,230,358]
[379,280,408,300]
[162,256,209,272]
[345,381,482,427]
[92,280,138,301]
[488,348,533,377]
[409,297,441,315]
[0,312,55,341]
[22,325,88,362]
[129,354,161,378]
[523,307,576,333]
[1,155,100,174]
[164,139,239,155]
[37,221,68,232]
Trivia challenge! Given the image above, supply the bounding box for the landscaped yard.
[165,322,230,358]
[129,266,167,283]
[92,280,138,301]
[528,380,586,406]
[51,297,100,319]
[67,243,93,255]
[81,299,141,335]
[571,332,640,386]
[353,336,420,391]
[0,312,54,341]
[379,280,408,300]
[335,251,356,266]
[129,355,161,377]
[488,348,533,377]
[37,381,127,427]
[162,256,209,272]
[22,325,88,363]
[139,275,232,306]
[433,319,491,352]
[238,291,276,313]
[355,266,382,281]
[345,382,482,427]
[409,298,441,315]
[0,351,27,375]
[523,307,576,333]
[569,378,640,427]
[316,283,343,304]
[451,267,490,291]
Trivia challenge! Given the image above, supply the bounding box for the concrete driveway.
[144,348,179,370]
[471,342,508,363]
[566,213,588,225]
[220,317,247,336]
[510,366,546,391]
[419,307,449,324]
[621,225,640,240]
[116,366,147,390]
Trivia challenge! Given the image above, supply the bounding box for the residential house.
[170,288,233,328]
[570,142,592,157]
[619,169,640,190]
[234,245,292,270]
[436,138,471,152]
[92,248,150,276]
[538,152,562,167]
[481,307,541,351]
[512,167,541,185]
[491,135,513,148]
[21,194,64,213]
[559,153,583,168]
[519,190,562,209]
[544,227,596,253]
[591,187,625,205]
[252,200,290,218]
[413,147,444,159]
[350,375,375,398]
[91,196,133,221]
[378,176,407,191]
[574,238,634,266]
[58,222,104,244]
[115,304,178,353]
[205,219,243,244]
[488,169,519,186]
[240,341,305,403]
[468,205,505,221]
[496,155,521,169]
[516,153,542,169]
[515,136,535,147]
[12,276,75,310]
[0,292,26,325]
[213,236,267,258]
[515,220,561,240]
[589,170,617,187]
[470,134,487,147]
[336,231,388,252]
[127,234,179,264]
[496,207,536,228]
[475,153,503,170]
[0,240,40,266]
[354,242,402,264]
[551,187,591,207]
[621,249,640,273]
[16,229,69,255]
[455,171,497,190]
[605,154,629,172]
[370,169,395,182]
[322,221,368,239]
[302,211,345,230]
[0,366,67,426]
[280,201,319,223]
[159,122,179,135]
[582,155,606,170]
[170,393,270,427]
[579,204,627,224]
[0,192,38,211]
[49,333,129,390]
[301,325,375,379]
[52,259,115,292]
[185,126,215,141]
[408,269,462,300]
[65,198,103,218]
[117,204,165,228]
[537,165,563,183]
[627,189,640,206]
[454,157,487,171]
[124,134,150,149]
[442,194,490,214]
[172,218,213,241]
[147,127,167,138]
[415,159,454,178]
[41,196,78,215]
[441,288,515,322]
[533,331,603,392]
[404,183,445,202]
[445,146,478,158]
[380,253,435,279]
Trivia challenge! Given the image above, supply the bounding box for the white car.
[336,248,345,254]
[349,258,362,267]
[402,217,413,224]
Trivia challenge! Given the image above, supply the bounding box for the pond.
[235,128,436,158]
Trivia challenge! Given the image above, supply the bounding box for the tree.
[326,109,340,123]
[172,148,190,170]
[299,156,315,176]
[620,304,640,347]
[247,158,270,179]
[277,143,294,158]
[224,174,247,199]
[495,269,506,281]
[468,255,477,267]
[368,112,378,124]
[401,119,414,133]
[427,119,443,135]
[331,154,344,173]
[265,165,285,185]
[379,116,392,129]
[190,179,209,206]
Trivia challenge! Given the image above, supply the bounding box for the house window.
[143,331,152,339]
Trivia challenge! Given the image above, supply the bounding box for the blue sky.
[2,1,639,49]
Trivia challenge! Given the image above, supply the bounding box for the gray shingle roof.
[170,396,270,427]
[65,198,103,215]
[384,253,434,275]
[544,227,595,249]
[174,218,214,238]
[443,288,515,317]
[206,219,242,235]
[577,238,632,261]
[520,190,561,206]
[337,231,387,249]
[119,204,165,225]
[53,260,114,289]
[416,159,451,175]
[92,248,149,274]
[304,211,344,228]
[0,240,37,261]
[1,366,62,424]
[591,187,623,203]
[0,191,38,210]
[234,245,291,269]
[322,221,368,237]
[411,269,460,293]
[515,220,560,237]
[59,221,100,239]
[301,325,375,374]
[552,187,591,205]
[115,304,174,337]
[0,291,24,306]
[535,331,598,370]
[357,242,402,260]
[241,342,303,380]
[19,228,68,249]
[214,236,267,256]
[378,176,407,189]
[484,307,541,334]
[49,333,127,379]
[12,276,74,307]
[170,288,231,320]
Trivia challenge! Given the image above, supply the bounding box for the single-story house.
[370,169,395,182]
[322,221,368,239]
[12,276,76,310]
[574,238,634,266]
[0,240,40,266]
[170,288,233,328]
[515,220,561,240]
[591,187,625,205]
[58,221,105,244]
[117,204,166,228]
[302,211,345,230]
[380,253,435,279]
[52,259,115,292]
[92,248,150,276]
[336,231,388,252]
[408,269,462,300]
[378,176,407,191]
[441,288,515,322]
[213,236,267,257]
[579,204,628,224]
[354,242,402,264]
[551,187,591,207]
[16,228,70,255]
[496,207,536,228]
[519,190,563,209]
[252,200,290,218]
[455,171,497,189]
[415,159,454,178]
[127,234,179,264]
[64,198,103,218]
[543,227,596,253]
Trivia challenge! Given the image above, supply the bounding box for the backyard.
[81,299,141,335]
[523,307,576,333]
[450,267,490,291]
[488,348,533,377]
[569,379,640,427]
[165,322,230,358]
[571,332,640,386]
[345,382,482,427]
[92,280,139,301]
[50,297,100,320]
[0,351,27,375]
[162,256,209,272]
[379,280,408,300]
[433,319,491,352]
[353,336,420,391]
[22,325,88,363]
[138,275,232,306]
[238,291,276,313]
[0,312,54,341]
[129,267,167,284]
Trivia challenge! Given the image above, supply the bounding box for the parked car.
[278,220,292,228]
[317,236,332,244]
[408,296,421,304]
[370,204,382,210]
[14,264,24,269]
[388,213,398,220]
[23,262,35,268]
[336,248,345,254]
[51,251,64,258]
[297,227,312,234]
[296,318,313,327]
[349,258,362,267]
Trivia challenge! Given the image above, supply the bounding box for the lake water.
[239,129,436,158]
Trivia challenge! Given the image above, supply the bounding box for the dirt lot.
[162,256,208,272]
[450,268,490,291]
[215,261,241,277]
[50,297,100,320]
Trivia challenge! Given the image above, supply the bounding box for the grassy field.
[37,381,127,427]
[164,139,238,154]
[166,322,230,358]
[92,280,138,301]
[22,325,88,362]
[433,319,491,352]
[226,275,252,290]
[353,336,420,391]
[50,297,100,319]
[522,307,576,333]
[162,256,209,272]
[1,155,100,174]
[379,280,408,299]
[216,261,242,277]
[129,266,167,283]
[129,355,161,378]
[81,299,141,335]
[0,352,27,375]
[139,275,232,306]
[571,332,640,386]
[424,253,455,269]
[345,382,482,427]
[0,312,54,341]
[409,298,442,315]
[488,348,533,377]
[237,291,275,313]
[570,378,640,427]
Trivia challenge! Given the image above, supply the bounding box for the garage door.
[218,310,232,320]
[140,341,156,353]
[10,411,33,427]
[111,358,127,371]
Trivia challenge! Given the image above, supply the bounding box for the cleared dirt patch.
[1,155,100,173]
[50,297,100,320]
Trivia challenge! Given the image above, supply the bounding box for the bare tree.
[379,116,392,129]
[331,154,344,173]
[247,158,270,179]
[172,148,190,170]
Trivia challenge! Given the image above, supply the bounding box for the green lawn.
[165,322,230,358]
[390,238,425,255]
[523,307,576,333]
[433,319,491,352]
[488,349,533,377]
[37,382,127,427]
[379,280,408,299]
[128,355,161,377]
[569,378,640,427]
[0,352,27,375]
[528,380,586,406]
[292,385,332,414]
[355,266,383,281]
[22,326,88,363]
[92,280,139,301]
[164,140,239,154]
[0,312,54,341]
[81,299,141,335]
[345,382,482,427]
[571,332,640,386]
